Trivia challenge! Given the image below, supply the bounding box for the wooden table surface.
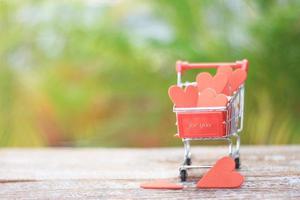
[0,146,299,199]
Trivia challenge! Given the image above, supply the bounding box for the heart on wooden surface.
[140,180,183,190]
[196,72,228,94]
[197,88,228,107]
[197,156,244,188]
[168,85,198,107]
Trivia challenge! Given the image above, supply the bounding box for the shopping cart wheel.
[180,169,187,182]
[235,157,240,169]
[184,158,192,166]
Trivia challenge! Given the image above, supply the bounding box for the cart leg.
[179,168,187,182]
[183,139,192,165]
[179,140,191,182]
[234,135,241,169]
[228,136,240,169]
[227,138,233,157]
[234,156,240,169]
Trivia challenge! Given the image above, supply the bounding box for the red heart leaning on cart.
[197,156,244,188]
[197,88,228,107]
[168,85,198,107]
[196,72,228,94]
[217,66,247,96]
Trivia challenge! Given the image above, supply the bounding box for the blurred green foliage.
[0,0,299,147]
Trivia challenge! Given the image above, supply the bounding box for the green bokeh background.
[0,0,299,147]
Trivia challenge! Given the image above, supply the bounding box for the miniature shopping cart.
[173,59,248,182]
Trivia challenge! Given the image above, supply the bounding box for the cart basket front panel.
[177,111,227,138]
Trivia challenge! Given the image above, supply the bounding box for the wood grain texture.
[0,146,299,199]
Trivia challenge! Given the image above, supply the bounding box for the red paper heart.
[223,69,247,96]
[217,66,233,95]
[217,65,233,77]
[197,156,244,188]
[168,85,198,107]
[196,72,228,94]
[140,180,183,190]
[197,88,228,107]
[229,69,247,92]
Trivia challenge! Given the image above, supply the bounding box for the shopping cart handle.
[176,59,248,73]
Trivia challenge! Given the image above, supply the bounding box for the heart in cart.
[168,59,248,182]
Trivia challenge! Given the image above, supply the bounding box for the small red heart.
[217,66,233,95]
[217,65,233,77]
[168,85,198,107]
[196,72,228,94]
[229,69,247,92]
[140,180,183,190]
[197,156,244,188]
[223,69,247,96]
[197,88,228,107]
